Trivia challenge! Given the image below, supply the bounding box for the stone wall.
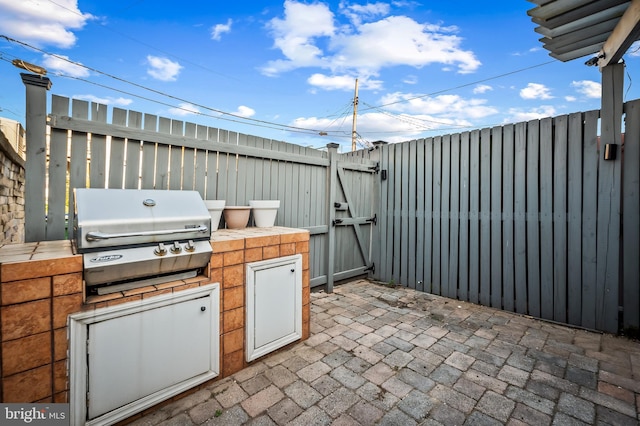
[0,130,25,245]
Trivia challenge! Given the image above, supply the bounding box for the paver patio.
[131,279,640,425]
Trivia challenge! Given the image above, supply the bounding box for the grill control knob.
[154,243,167,256]
[185,240,196,252]
[170,241,182,254]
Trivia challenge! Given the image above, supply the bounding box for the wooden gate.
[324,145,380,292]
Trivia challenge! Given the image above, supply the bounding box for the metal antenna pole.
[351,78,359,152]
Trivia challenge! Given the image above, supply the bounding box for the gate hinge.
[364,263,375,274]
[366,214,377,225]
[368,162,380,173]
[332,218,343,226]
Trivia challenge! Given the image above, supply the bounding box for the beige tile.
[2,332,52,376]
[1,299,51,341]
[1,277,51,305]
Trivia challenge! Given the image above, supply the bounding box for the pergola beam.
[599,0,640,68]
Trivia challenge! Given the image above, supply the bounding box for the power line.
[0,36,342,136]
[360,60,556,111]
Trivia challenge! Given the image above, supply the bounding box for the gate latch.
[364,263,375,274]
[332,218,343,226]
[368,162,380,173]
[366,214,377,225]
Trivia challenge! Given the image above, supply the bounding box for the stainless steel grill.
[73,188,213,295]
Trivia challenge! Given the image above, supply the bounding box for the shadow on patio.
[133,279,640,426]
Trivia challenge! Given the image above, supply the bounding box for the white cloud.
[211,19,232,41]
[403,75,418,85]
[473,84,492,94]
[0,0,93,48]
[169,103,201,117]
[307,74,383,91]
[146,56,183,81]
[339,2,390,26]
[506,105,557,122]
[233,106,255,118]
[261,0,480,78]
[379,92,498,120]
[520,83,553,100]
[571,80,601,98]
[42,54,89,77]
[73,94,133,107]
[565,95,577,102]
[629,41,640,57]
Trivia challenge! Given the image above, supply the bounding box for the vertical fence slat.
[441,135,451,297]
[393,143,402,284]
[567,112,583,325]
[458,132,470,301]
[378,144,390,282]
[155,117,171,190]
[109,108,127,190]
[526,120,541,317]
[479,128,491,306]
[169,120,184,190]
[69,98,90,239]
[415,140,425,292]
[623,100,640,329]
[490,127,503,309]
[514,122,528,314]
[194,125,208,198]
[48,96,69,240]
[582,110,599,329]
[469,130,480,304]
[502,125,515,312]
[400,142,410,287]
[448,134,460,300]
[432,137,442,295]
[140,114,157,190]
[89,103,108,188]
[408,140,417,289]
[553,115,568,324]
[540,118,554,320]
[124,111,142,190]
[423,140,433,292]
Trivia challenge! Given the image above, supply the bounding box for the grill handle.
[85,225,209,242]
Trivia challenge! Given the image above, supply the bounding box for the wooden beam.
[599,0,640,68]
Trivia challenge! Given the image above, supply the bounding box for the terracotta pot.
[223,206,251,229]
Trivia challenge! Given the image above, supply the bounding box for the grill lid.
[73,188,211,252]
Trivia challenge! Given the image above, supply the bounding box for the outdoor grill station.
[0,188,310,426]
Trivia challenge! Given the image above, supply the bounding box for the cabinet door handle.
[291,269,295,273]
[200,306,206,312]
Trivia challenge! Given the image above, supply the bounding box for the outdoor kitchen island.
[0,226,310,425]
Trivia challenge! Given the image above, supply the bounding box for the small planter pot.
[223,206,251,229]
[203,200,225,232]
[249,200,280,227]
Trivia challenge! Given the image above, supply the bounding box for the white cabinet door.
[69,284,220,426]
[246,255,302,361]
[87,296,212,419]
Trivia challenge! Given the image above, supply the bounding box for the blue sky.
[1,0,639,151]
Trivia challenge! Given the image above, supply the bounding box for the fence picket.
[125,111,142,190]
[502,125,515,312]
[490,126,503,309]
[109,108,127,189]
[48,95,69,240]
[514,123,527,314]
[553,115,568,323]
[567,112,583,325]
[448,134,460,300]
[526,120,541,317]
[479,128,491,306]
[540,117,554,320]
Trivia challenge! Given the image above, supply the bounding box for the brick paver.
[136,279,640,425]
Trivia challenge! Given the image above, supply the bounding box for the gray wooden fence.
[25,90,379,291]
[18,73,639,334]
[372,100,640,334]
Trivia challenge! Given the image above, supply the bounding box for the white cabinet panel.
[246,255,302,362]
[69,284,220,426]
[88,296,211,419]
